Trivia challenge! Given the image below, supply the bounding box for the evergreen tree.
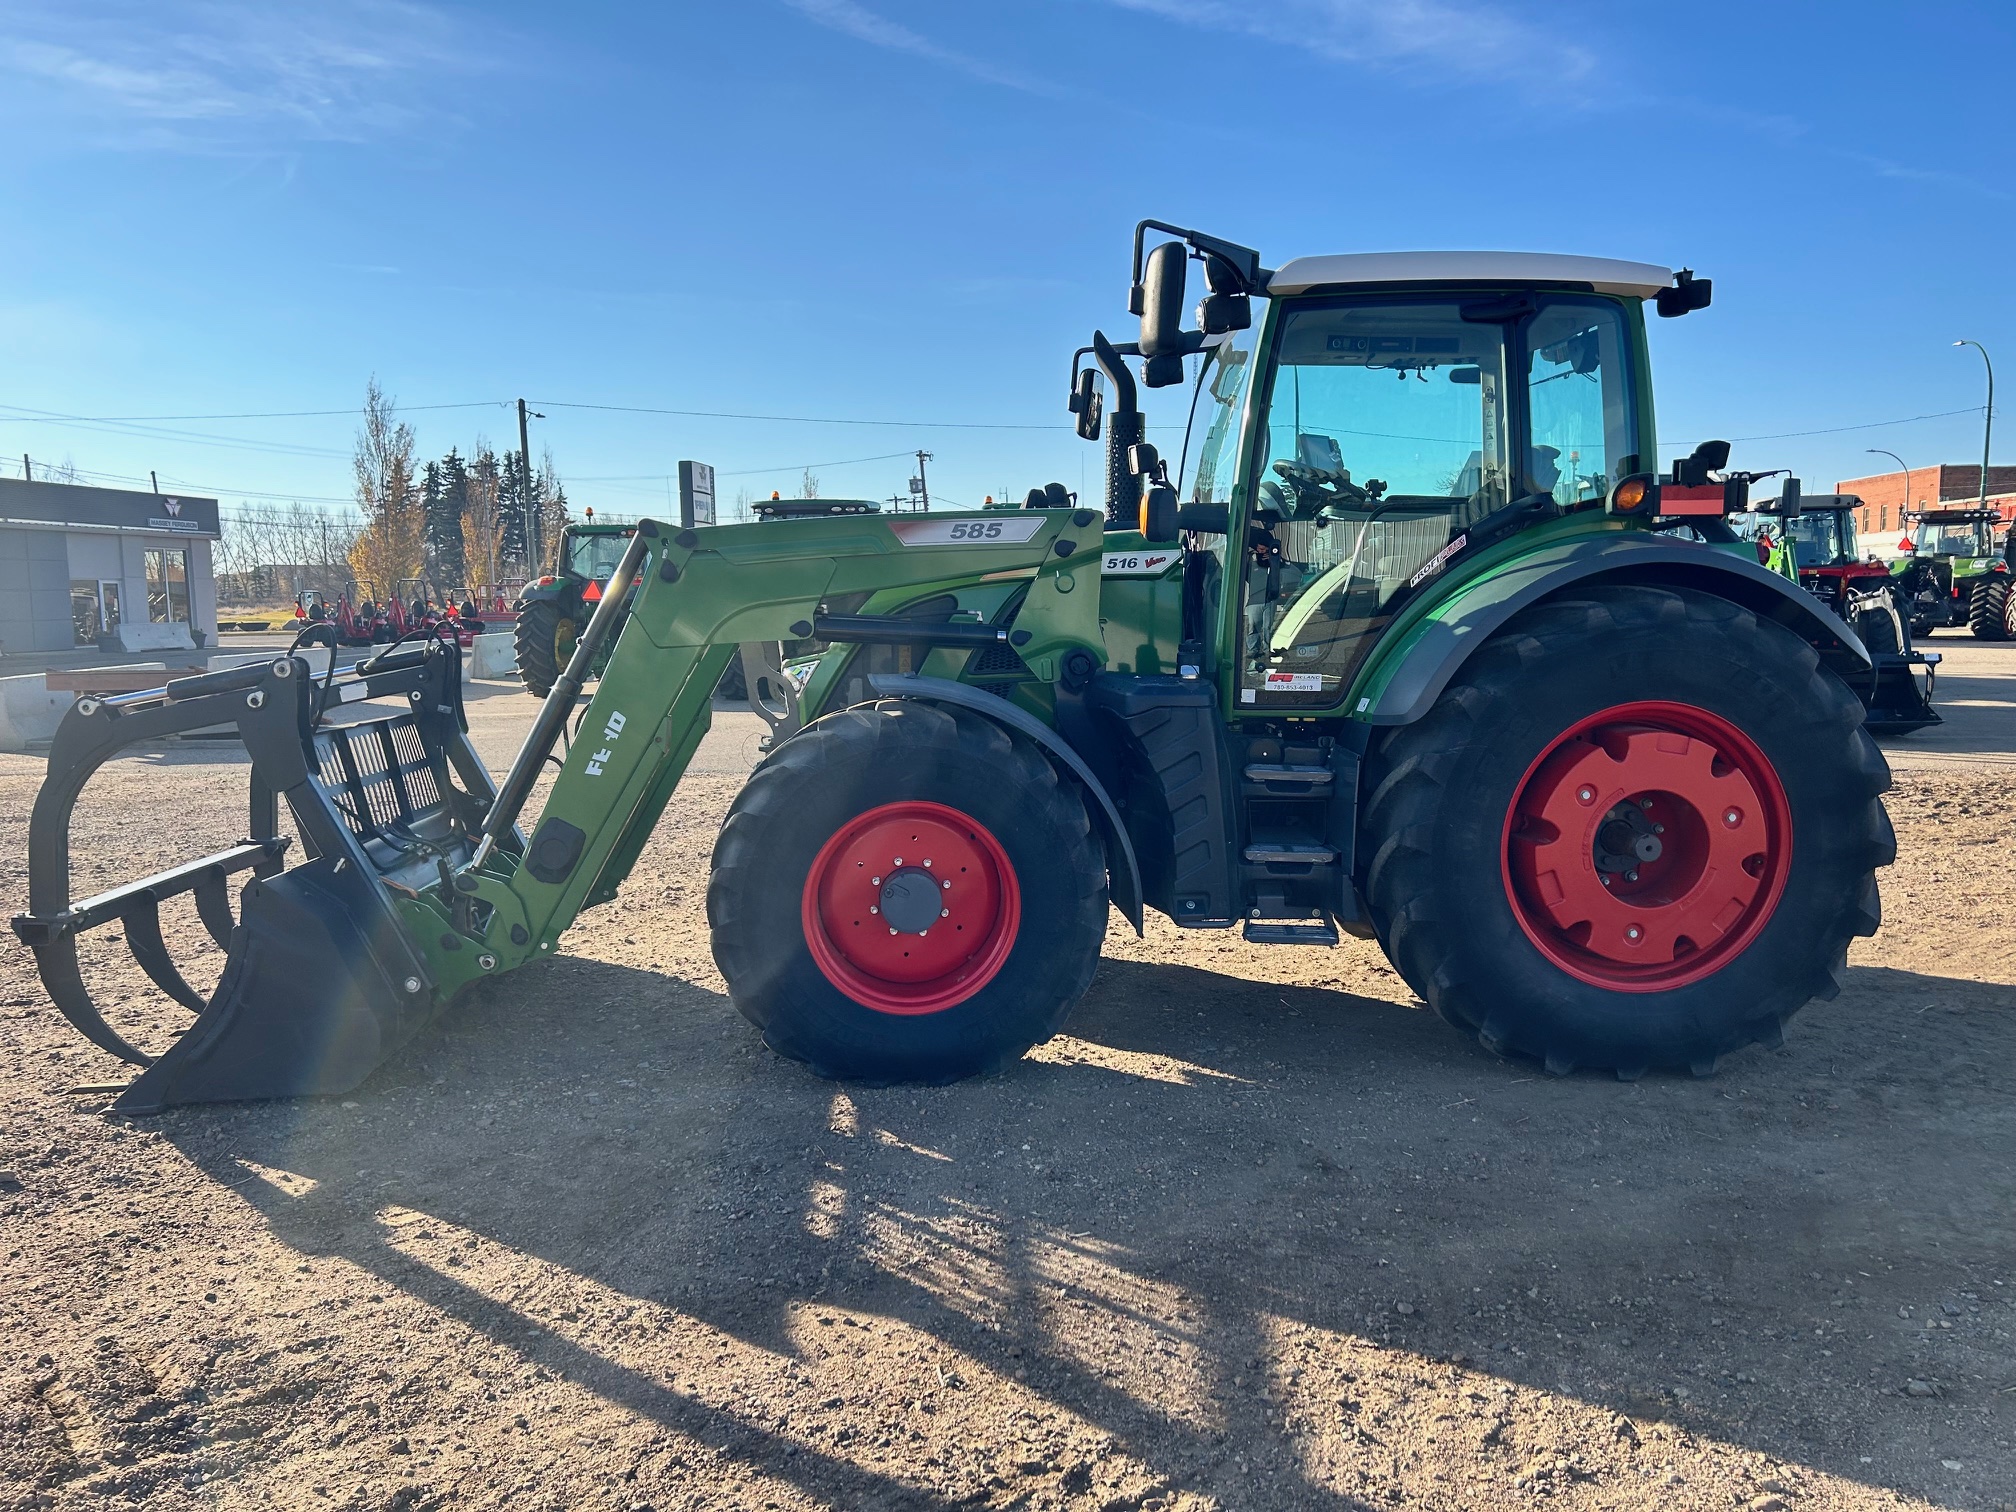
[499,450,530,571]
[425,450,469,589]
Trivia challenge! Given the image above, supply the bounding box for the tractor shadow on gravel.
[155,950,2014,1510]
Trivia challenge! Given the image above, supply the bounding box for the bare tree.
[461,443,504,596]
[348,378,423,602]
[800,469,820,499]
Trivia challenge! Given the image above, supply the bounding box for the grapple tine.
[192,870,237,950]
[28,939,155,1068]
[122,898,211,1014]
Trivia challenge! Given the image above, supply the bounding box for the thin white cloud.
[0,0,486,149]
[781,0,1061,94]
[1099,0,1594,80]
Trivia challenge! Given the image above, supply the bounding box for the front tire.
[709,700,1107,1082]
[1361,585,1894,1078]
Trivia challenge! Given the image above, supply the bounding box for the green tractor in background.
[16,222,1900,1112]
[1890,507,2014,639]
[513,517,639,698]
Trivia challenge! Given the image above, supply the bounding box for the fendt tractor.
[1739,490,1940,734]
[1890,507,2015,638]
[12,223,1896,1113]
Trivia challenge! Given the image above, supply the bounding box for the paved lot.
[0,647,2011,1512]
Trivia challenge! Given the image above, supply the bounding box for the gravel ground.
[1,643,2013,1512]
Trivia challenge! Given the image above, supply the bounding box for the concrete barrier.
[117,622,198,653]
[0,673,79,753]
[468,630,519,680]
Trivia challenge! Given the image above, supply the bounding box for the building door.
[99,580,121,635]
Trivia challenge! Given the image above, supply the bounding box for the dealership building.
[0,478,219,655]
[1833,463,2016,541]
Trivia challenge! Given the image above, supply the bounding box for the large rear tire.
[1969,578,2011,640]
[513,597,578,699]
[714,652,748,703]
[709,700,1107,1082]
[1361,585,1893,1078]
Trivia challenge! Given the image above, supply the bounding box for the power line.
[0,401,508,422]
[1658,405,1986,449]
[533,398,1058,431]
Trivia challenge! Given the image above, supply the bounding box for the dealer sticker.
[1263,672,1326,693]
[1101,549,1179,577]
[890,516,1044,547]
[1407,532,1468,589]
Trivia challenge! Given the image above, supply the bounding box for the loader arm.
[439,507,1111,972]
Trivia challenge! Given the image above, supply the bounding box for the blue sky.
[2,0,2011,521]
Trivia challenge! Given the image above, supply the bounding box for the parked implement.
[1891,508,2014,639]
[12,225,1894,1109]
[1741,491,1941,734]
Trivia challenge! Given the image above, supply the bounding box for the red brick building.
[1834,463,2016,541]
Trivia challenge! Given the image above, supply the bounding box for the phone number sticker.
[890,516,1045,546]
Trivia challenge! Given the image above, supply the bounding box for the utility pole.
[517,399,545,571]
[1954,341,1994,508]
[150,470,160,495]
[911,449,933,511]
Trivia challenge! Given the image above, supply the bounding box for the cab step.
[1242,762,1334,794]
[1242,841,1337,867]
[1241,911,1340,946]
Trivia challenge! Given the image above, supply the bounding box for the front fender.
[1359,534,1871,726]
[866,673,1145,936]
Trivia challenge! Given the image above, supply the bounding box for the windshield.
[1786,512,1853,568]
[1233,293,1637,705]
[1914,520,1996,557]
[1183,327,1258,504]
[566,529,632,580]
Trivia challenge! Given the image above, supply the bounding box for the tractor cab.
[1731,494,1888,617]
[1903,509,2000,561]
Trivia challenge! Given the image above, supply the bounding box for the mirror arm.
[1130,218,1269,311]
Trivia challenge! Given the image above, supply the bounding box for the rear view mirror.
[1655,269,1713,318]
[1070,367,1103,440]
[1196,252,1251,334]
[1140,241,1196,388]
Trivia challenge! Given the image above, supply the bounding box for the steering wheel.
[1271,458,1375,519]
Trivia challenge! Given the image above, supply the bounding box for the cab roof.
[1267,252,1676,299]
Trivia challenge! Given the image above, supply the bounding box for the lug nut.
[1723,808,1743,828]
[1625,870,1639,883]
[1653,823,1664,834]
[1624,925,1643,943]
[1639,797,1653,810]
[941,908,950,917]
[870,905,878,914]
[893,856,903,865]
[889,927,898,936]
[1601,876,1613,888]
[941,879,951,890]
[922,859,932,867]
[1576,786,1596,805]
[871,876,881,885]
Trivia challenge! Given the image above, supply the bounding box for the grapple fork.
[9,640,507,1112]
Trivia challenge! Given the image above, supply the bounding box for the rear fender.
[1359,534,1872,726]
[865,673,1144,935]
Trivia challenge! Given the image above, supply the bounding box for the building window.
[146,548,189,623]
[70,580,102,646]
[1880,506,1888,532]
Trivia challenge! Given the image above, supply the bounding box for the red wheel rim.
[1502,701,1792,992]
[801,801,1021,1015]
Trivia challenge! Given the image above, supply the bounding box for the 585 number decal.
[890,516,1044,547]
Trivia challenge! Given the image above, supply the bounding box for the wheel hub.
[1503,701,1791,992]
[800,801,1020,1015]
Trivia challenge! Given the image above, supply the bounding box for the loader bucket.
[9,637,504,1113]
[1858,651,1942,737]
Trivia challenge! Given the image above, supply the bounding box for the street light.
[1866,447,1912,530]
[1953,340,1994,508]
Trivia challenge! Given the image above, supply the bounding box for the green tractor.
[14,223,1895,1111]
[1890,507,2014,639]
[513,518,638,698]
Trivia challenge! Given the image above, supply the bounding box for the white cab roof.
[1267,252,1675,299]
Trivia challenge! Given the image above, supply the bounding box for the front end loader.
[13,223,1896,1107]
